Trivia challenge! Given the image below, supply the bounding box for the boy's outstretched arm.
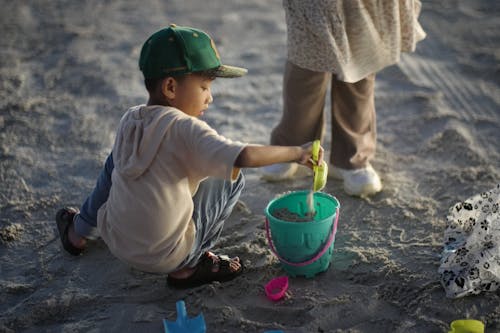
[234,142,323,169]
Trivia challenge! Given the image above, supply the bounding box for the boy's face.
[167,74,214,118]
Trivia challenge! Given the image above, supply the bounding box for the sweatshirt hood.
[112,105,175,179]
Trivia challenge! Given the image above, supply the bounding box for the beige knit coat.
[284,0,426,82]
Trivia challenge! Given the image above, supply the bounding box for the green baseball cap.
[139,24,247,79]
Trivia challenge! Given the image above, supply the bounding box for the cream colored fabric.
[284,0,426,82]
[97,105,246,273]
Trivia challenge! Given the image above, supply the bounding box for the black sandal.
[55,207,85,256]
[167,252,244,289]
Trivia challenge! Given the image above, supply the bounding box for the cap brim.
[209,65,248,78]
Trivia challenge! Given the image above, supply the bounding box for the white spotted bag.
[438,184,500,298]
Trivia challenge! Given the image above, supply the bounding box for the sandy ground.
[1,1,499,332]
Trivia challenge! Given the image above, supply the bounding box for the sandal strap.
[167,253,243,289]
[55,207,84,256]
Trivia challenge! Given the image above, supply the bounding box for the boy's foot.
[167,252,243,289]
[260,163,298,182]
[55,207,86,256]
[329,164,382,197]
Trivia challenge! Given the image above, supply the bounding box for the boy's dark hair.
[144,71,217,93]
[144,77,166,93]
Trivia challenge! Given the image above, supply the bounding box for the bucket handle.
[265,208,339,267]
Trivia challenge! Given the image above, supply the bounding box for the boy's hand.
[298,141,324,169]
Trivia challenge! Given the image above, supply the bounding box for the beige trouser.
[271,61,376,170]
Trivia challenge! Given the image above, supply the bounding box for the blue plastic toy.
[163,300,206,333]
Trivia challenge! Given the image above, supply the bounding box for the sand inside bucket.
[271,190,318,222]
[272,207,315,222]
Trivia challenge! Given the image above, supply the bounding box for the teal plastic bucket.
[265,191,340,278]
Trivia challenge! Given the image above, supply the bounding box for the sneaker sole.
[261,163,299,182]
[344,182,383,197]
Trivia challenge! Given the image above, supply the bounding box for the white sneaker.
[329,164,382,197]
[260,163,299,182]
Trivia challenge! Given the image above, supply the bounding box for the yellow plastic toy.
[448,319,485,333]
[312,140,327,191]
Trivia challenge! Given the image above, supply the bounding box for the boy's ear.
[161,77,177,99]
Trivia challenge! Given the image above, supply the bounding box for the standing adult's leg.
[329,74,382,197]
[73,153,114,239]
[271,60,330,146]
[330,74,376,169]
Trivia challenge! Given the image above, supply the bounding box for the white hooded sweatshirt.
[97,105,246,273]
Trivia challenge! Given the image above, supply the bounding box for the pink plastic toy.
[265,276,289,301]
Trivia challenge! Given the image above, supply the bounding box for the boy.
[56,24,322,289]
